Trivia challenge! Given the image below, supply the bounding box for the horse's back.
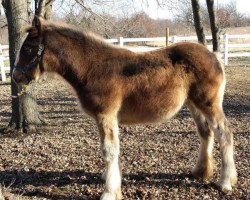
[118,42,224,124]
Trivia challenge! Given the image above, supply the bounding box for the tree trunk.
[44,0,53,19]
[0,0,2,15]
[2,0,49,133]
[191,0,206,45]
[206,0,220,52]
[35,0,46,16]
[20,82,46,132]
[35,0,53,19]
[2,0,28,131]
[27,0,33,22]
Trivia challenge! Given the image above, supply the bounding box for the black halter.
[13,38,44,80]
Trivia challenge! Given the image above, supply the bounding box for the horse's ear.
[32,16,45,34]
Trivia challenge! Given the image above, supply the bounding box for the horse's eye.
[23,46,32,54]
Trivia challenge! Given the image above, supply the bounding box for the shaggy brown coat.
[13,17,237,200]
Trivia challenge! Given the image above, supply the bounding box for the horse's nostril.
[12,68,30,85]
[12,69,22,83]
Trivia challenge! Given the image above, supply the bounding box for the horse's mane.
[26,20,114,49]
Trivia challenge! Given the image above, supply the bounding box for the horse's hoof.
[220,183,232,193]
[217,179,234,193]
[191,166,213,181]
[230,175,238,187]
[218,173,237,192]
[100,190,122,200]
[100,192,116,200]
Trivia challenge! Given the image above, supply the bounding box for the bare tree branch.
[75,0,106,21]
[35,0,46,16]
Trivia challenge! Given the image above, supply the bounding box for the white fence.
[0,45,9,82]
[106,34,250,66]
[1,34,250,81]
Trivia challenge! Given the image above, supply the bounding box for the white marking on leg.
[188,104,214,179]
[98,114,122,200]
[101,140,121,200]
[211,119,237,191]
[200,133,214,160]
[103,138,121,191]
[192,132,214,179]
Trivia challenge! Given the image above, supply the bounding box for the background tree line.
[1,0,250,43]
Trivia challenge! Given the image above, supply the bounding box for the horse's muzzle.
[12,66,32,85]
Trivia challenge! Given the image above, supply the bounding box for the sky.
[1,0,249,20]
[142,0,250,19]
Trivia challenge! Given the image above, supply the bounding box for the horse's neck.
[47,38,113,89]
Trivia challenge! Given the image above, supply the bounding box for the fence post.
[224,34,229,66]
[172,35,178,44]
[166,27,169,46]
[119,37,124,47]
[0,44,6,82]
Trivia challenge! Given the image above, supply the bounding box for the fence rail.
[1,34,250,81]
[0,45,10,82]
[106,34,250,66]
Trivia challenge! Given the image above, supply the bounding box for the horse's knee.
[97,114,120,162]
[209,117,233,150]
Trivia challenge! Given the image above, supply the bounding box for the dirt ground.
[0,66,249,200]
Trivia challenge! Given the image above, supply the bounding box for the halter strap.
[25,43,44,72]
[13,37,45,78]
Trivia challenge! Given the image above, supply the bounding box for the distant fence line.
[0,44,9,82]
[106,34,250,66]
[1,34,250,81]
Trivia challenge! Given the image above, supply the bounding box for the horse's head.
[13,16,45,85]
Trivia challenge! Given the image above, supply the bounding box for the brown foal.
[13,17,237,200]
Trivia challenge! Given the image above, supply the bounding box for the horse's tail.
[214,52,225,71]
[214,52,226,107]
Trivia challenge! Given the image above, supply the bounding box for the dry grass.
[0,66,249,199]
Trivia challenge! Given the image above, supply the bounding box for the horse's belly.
[119,109,176,124]
[118,92,186,124]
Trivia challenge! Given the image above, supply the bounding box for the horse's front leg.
[96,113,122,200]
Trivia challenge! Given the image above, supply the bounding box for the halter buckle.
[37,44,44,56]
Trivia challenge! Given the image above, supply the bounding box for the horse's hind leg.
[187,101,214,181]
[189,92,237,192]
[203,105,237,192]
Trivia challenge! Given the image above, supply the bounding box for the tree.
[35,0,53,19]
[217,0,246,28]
[2,0,30,132]
[1,0,53,133]
[162,0,221,50]
[191,0,206,45]
[189,0,221,51]
[206,0,220,52]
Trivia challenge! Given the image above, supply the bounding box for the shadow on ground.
[0,169,225,200]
